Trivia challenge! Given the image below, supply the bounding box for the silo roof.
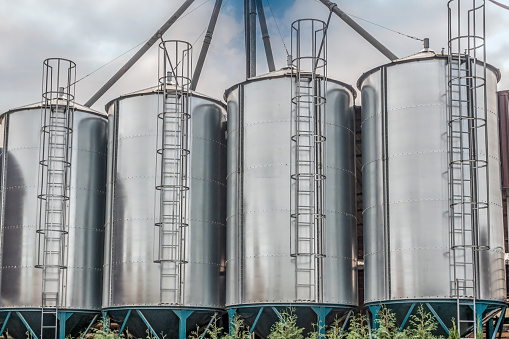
[1,99,105,119]
[104,85,226,112]
[223,67,357,101]
[357,50,502,90]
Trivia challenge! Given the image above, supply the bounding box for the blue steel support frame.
[57,312,73,339]
[0,311,11,337]
[118,309,132,337]
[102,310,110,334]
[471,304,488,328]
[339,310,352,337]
[16,312,38,339]
[80,314,99,339]
[491,308,506,339]
[137,310,160,339]
[425,303,449,335]
[398,303,416,332]
[249,307,264,335]
[200,313,217,339]
[368,305,382,331]
[228,308,237,336]
[173,310,194,339]
[312,307,332,337]
[487,318,495,339]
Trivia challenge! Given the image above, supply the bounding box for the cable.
[265,0,289,56]
[488,0,509,10]
[311,0,424,42]
[73,1,212,86]
[176,0,213,23]
[73,39,149,85]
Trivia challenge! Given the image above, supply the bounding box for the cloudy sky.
[0,0,508,113]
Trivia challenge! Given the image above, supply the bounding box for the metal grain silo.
[0,59,107,339]
[359,50,506,334]
[102,40,226,339]
[225,21,357,336]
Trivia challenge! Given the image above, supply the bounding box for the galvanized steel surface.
[226,73,358,306]
[103,89,226,308]
[360,55,506,303]
[0,104,107,309]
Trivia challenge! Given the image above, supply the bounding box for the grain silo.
[102,41,227,339]
[0,58,107,339]
[225,19,358,337]
[359,49,506,335]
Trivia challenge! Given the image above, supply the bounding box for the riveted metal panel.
[225,75,358,307]
[104,92,226,308]
[359,57,506,304]
[0,107,107,309]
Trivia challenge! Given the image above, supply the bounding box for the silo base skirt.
[103,307,224,339]
[0,309,100,339]
[226,303,355,338]
[366,299,506,337]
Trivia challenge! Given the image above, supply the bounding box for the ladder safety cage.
[37,58,76,339]
[447,0,490,336]
[154,40,192,306]
[290,19,328,303]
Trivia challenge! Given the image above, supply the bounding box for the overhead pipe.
[244,0,250,79]
[317,0,399,61]
[249,0,257,77]
[85,0,196,107]
[190,0,223,91]
[255,0,276,72]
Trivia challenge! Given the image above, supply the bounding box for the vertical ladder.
[447,0,489,335]
[156,92,190,305]
[290,19,328,303]
[155,40,192,306]
[37,59,75,339]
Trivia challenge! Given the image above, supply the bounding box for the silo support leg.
[0,311,11,337]
[173,310,193,339]
[118,310,132,337]
[249,307,264,335]
[398,303,416,332]
[368,305,382,331]
[491,308,506,339]
[137,310,159,339]
[424,303,449,335]
[311,307,332,337]
[227,308,237,336]
[80,314,99,339]
[57,312,72,339]
[487,318,495,339]
[16,312,38,339]
[200,313,217,339]
[101,311,110,333]
[338,310,352,337]
[470,304,488,328]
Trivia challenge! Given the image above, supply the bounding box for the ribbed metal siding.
[226,75,358,306]
[0,107,107,309]
[360,57,505,303]
[103,92,226,308]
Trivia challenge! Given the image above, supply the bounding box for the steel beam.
[85,0,196,107]
[190,0,223,90]
[255,0,275,72]
[249,0,257,77]
[317,0,398,61]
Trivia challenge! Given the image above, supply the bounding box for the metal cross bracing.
[447,0,490,336]
[37,58,76,339]
[290,19,328,303]
[155,40,192,306]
